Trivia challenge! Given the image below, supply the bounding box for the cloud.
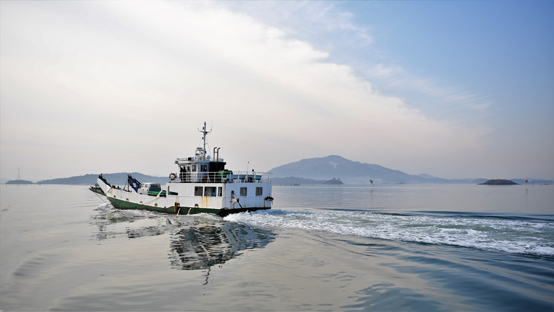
[223,2,494,126]
[223,1,373,45]
[1,1,492,180]
[368,63,492,116]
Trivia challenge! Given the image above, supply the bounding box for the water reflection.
[169,221,273,270]
[90,204,275,271]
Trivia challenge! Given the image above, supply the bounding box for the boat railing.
[177,171,272,183]
[228,171,272,184]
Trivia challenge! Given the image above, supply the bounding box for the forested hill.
[36,173,167,185]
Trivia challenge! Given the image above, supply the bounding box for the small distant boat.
[92,122,273,216]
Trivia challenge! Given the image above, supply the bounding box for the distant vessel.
[93,122,273,216]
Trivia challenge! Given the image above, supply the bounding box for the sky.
[1,0,553,182]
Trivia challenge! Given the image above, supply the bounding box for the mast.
[198,121,211,160]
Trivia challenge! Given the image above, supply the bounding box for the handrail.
[175,171,272,183]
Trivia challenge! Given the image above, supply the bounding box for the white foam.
[225,210,554,256]
[95,203,112,212]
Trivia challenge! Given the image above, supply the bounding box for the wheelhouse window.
[240,187,247,196]
[256,187,263,196]
[204,187,216,197]
[194,186,203,196]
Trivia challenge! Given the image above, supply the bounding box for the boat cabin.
[173,124,241,183]
[175,153,227,183]
[139,183,162,195]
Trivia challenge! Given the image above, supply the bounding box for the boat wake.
[225,209,554,257]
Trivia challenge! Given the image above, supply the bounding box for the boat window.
[149,184,161,191]
[204,187,216,197]
[201,165,207,172]
[218,187,222,197]
[240,187,247,196]
[194,186,203,196]
[192,165,196,172]
[256,187,263,196]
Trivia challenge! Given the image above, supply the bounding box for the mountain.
[269,155,454,184]
[36,172,167,185]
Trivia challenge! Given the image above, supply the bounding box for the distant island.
[480,179,518,185]
[6,179,33,185]
[3,155,552,186]
[269,155,489,185]
[324,178,343,185]
[1,173,167,186]
[269,155,553,185]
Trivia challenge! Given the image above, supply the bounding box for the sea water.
[1,184,553,311]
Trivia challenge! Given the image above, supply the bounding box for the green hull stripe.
[105,196,269,216]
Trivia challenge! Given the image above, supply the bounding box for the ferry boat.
[93,122,273,216]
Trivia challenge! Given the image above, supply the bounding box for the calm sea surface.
[1,184,553,311]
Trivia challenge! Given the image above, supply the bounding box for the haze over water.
[1,184,553,311]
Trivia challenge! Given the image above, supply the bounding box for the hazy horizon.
[1,1,553,181]
[3,153,552,184]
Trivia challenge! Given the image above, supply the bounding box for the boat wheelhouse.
[94,122,273,216]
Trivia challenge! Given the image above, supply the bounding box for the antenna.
[198,121,211,160]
